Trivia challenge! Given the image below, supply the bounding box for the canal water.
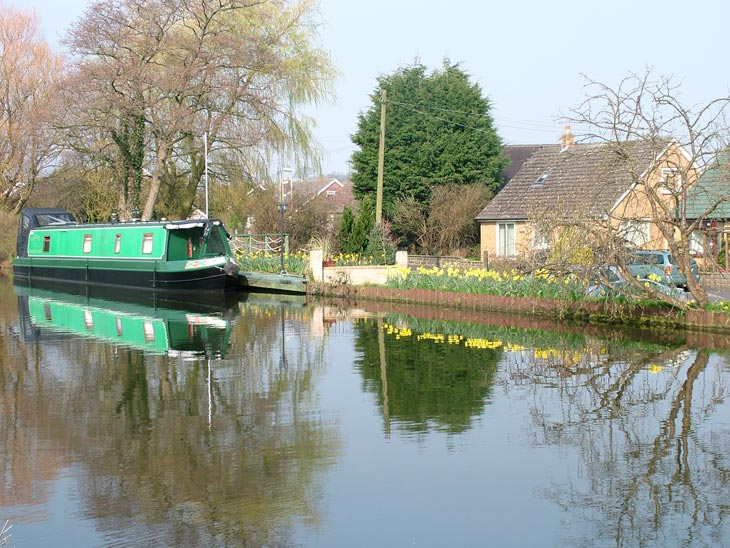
[1,273,729,547]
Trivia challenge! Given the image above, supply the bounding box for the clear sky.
[9,0,730,176]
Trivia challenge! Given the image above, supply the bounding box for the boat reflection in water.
[14,282,238,357]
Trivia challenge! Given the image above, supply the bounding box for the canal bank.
[309,283,730,335]
[306,250,730,334]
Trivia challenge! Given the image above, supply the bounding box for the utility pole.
[376,88,386,226]
[203,132,209,218]
[278,167,292,274]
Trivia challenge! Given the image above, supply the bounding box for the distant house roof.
[476,138,673,222]
[501,144,545,184]
[682,152,730,220]
[292,177,357,214]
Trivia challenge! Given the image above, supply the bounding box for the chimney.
[561,124,574,147]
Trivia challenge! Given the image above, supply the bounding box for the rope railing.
[230,233,289,255]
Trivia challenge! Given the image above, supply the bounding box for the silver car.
[628,250,699,288]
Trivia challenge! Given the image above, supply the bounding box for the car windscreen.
[630,253,662,265]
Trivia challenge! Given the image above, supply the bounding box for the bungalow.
[475,127,696,261]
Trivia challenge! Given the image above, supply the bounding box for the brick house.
[475,127,695,260]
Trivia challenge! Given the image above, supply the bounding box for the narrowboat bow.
[13,208,240,292]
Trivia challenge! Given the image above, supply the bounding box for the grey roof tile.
[477,139,672,222]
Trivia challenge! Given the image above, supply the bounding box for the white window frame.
[620,219,650,247]
[660,167,681,195]
[689,230,705,254]
[531,227,550,251]
[142,233,154,254]
[497,223,516,257]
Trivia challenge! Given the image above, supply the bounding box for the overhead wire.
[380,99,573,137]
[318,98,585,158]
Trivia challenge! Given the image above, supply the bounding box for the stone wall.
[309,250,408,285]
[407,254,484,270]
[699,272,730,288]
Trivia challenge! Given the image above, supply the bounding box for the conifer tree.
[351,61,505,219]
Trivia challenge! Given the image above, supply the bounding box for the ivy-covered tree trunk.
[111,112,145,217]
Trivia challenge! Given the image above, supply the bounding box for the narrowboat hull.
[13,256,239,292]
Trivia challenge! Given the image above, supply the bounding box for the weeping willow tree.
[62,0,336,219]
[0,5,63,213]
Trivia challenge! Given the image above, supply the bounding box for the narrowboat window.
[115,317,123,337]
[84,310,94,331]
[35,212,74,226]
[142,233,154,254]
[143,322,155,342]
[43,304,52,322]
[205,227,226,256]
[114,233,122,254]
[83,234,93,253]
[42,235,51,253]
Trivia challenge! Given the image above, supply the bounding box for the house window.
[497,223,516,257]
[620,219,650,247]
[660,167,680,194]
[82,234,93,253]
[142,233,154,254]
[531,227,550,250]
[42,235,51,253]
[531,169,552,187]
[690,231,704,254]
[114,233,122,254]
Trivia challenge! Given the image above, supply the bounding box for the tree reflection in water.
[351,305,730,546]
[3,271,730,547]
[353,317,502,435]
[0,283,338,547]
[502,342,730,547]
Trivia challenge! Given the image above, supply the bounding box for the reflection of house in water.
[311,306,372,338]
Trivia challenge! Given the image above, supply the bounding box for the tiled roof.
[476,139,672,222]
[682,152,730,220]
[502,144,545,184]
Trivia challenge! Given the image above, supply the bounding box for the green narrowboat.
[13,208,240,292]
